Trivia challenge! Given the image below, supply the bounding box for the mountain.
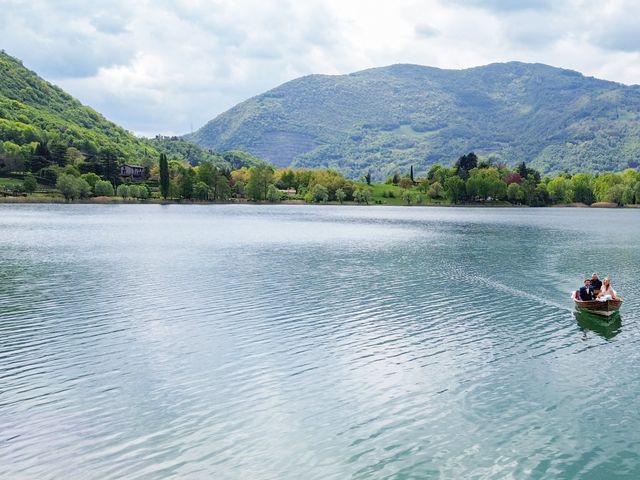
[187,62,640,178]
[0,50,267,173]
[0,50,156,164]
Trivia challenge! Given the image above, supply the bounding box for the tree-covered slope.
[188,62,640,178]
[0,50,156,164]
[147,136,229,167]
[146,136,269,170]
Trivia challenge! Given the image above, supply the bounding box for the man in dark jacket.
[579,279,595,301]
[590,273,602,293]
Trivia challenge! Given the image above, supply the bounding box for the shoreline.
[0,197,635,208]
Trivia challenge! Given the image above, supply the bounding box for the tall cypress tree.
[159,153,170,199]
[410,165,414,183]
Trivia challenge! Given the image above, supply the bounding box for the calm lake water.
[1,204,640,479]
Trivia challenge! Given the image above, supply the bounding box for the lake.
[1,204,639,479]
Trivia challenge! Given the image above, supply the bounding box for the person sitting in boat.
[590,273,602,294]
[597,277,617,300]
[578,279,595,301]
[572,285,581,301]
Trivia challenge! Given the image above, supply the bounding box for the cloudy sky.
[2,0,639,136]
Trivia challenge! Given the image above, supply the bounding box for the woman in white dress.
[597,277,617,300]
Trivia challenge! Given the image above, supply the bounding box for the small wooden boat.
[574,298,622,317]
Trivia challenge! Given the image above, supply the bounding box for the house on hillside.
[120,164,145,180]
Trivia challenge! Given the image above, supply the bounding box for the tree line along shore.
[2,150,640,207]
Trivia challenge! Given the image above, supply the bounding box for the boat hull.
[574,298,622,317]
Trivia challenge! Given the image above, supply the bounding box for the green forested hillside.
[0,51,249,179]
[147,136,229,168]
[188,62,640,179]
[146,137,268,170]
[0,50,157,172]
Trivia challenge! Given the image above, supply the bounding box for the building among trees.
[120,164,145,180]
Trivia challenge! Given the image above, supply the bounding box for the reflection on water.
[575,310,622,340]
[1,204,640,479]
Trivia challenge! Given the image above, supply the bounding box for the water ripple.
[1,204,639,479]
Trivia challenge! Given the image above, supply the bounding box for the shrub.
[266,184,280,202]
[137,185,150,200]
[427,181,444,199]
[56,173,86,200]
[311,184,329,203]
[399,177,413,189]
[402,190,416,205]
[78,178,91,198]
[131,185,143,199]
[354,188,372,204]
[117,184,130,199]
[81,172,101,188]
[507,182,524,204]
[94,180,114,196]
[22,174,37,194]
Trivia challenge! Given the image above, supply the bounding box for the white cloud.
[415,24,440,39]
[585,0,640,52]
[1,0,639,136]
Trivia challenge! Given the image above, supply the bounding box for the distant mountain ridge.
[187,62,640,178]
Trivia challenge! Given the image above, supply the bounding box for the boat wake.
[471,275,572,313]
